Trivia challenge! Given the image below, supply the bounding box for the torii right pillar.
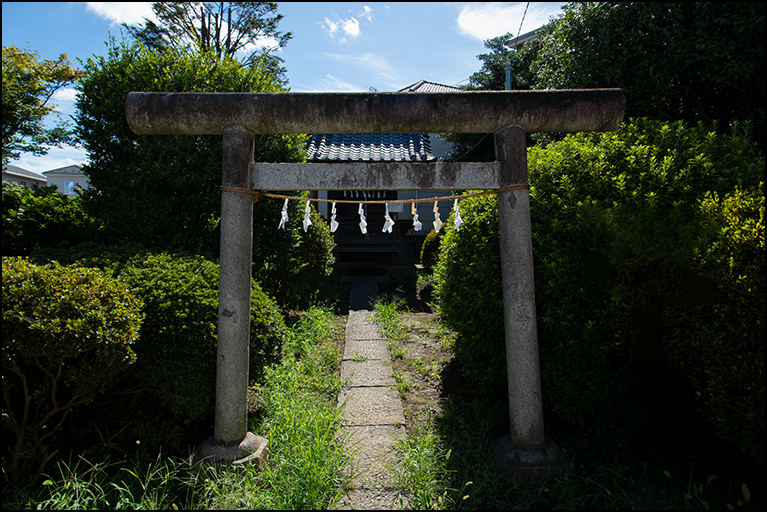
[491,124,569,478]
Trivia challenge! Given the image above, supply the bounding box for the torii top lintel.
[125,89,625,136]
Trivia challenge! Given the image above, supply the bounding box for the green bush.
[420,228,443,269]
[663,184,765,461]
[432,195,504,386]
[29,247,288,422]
[434,119,765,456]
[2,257,143,485]
[118,252,288,422]
[2,182,99,256]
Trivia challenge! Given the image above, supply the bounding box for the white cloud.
[342,18,360,37]
[236,36,281,58]
[51,88,79,103]
[315,74,362,92]
[321,52,401,86]
[322,17,340,38]
[12,146,88,175]
[359,6,373,22]
[85,2,156,26]
[321,15,361,43]
[456,2,564,41]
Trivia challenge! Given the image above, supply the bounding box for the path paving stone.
[341,360,396,388]
[343,425,404,486]
[333,278,409,510]
[339,386,406,426]
[343,337,392,361]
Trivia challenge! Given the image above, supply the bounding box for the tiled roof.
[306,133,436,162]
[398,80,462,93]
[305,80,457,162]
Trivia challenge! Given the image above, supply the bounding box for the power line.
[513,2,531,48]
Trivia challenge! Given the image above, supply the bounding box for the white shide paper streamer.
[278,198,289,229]
[411,202,422,231]
[302,201,312,232]
[433,200,442,233]
[453,198,463,231]
[358,203,367,234]
[382,203,394,233]
[330,202,339,232]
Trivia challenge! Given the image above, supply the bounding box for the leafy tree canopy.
[73,38,335,308]
[442,2,765,161]
[74,37,307,256]
[438,28,548,162]
[464,32,543,92]
[123,2,292,80]
[2,45,81,163]
[532,2,765,127]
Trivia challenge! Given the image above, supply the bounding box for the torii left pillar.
[193,125,268,467]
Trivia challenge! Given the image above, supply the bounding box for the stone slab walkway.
[334,277,409,510]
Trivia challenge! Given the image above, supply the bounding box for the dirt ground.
[376,277,456,435]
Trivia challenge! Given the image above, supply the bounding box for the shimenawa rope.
[220,183,530,204]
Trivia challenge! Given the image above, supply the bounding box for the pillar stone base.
[192,432,269,468]
[490,435,569,480]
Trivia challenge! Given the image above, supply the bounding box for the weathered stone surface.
[342,425,405,485]
[125,89,625,135]
[193,432,269,468]
[341,360,396,387]
[496,125,546,447]
[339,387,406,426]
[343,338,391,362]
[251,161,500,191]
[333,297,410,510]
[215,125,255,444]
[345,311,385,342]
[489,435,570,480]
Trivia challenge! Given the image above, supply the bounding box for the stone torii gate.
[126,89,624,475]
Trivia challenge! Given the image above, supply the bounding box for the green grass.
[371,298,759,510]
[389,386,757,511]
[2,306,351,510]
[372,296,409,359]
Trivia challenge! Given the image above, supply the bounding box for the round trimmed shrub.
[117,252,288,422]
[2,257,143,484]
[28,247,289,423]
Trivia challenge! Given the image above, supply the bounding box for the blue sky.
[2,2,566,174]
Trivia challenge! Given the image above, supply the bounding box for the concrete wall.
[44,166,90,197]
[2,173,47,189]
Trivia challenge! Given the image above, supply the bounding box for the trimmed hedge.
[118,252,287,422]
[30,246,288,422]
[663,185,765,461]
[434,119,765,460]
[2,257,143,484]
